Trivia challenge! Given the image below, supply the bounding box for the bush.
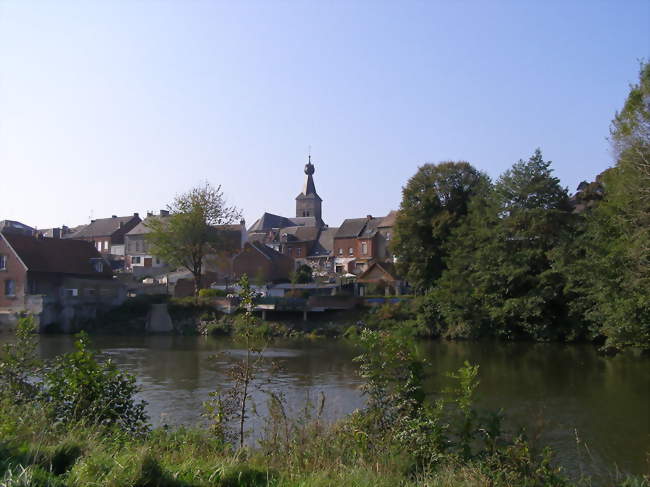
[198,288,228,298]
[44,332,149,435]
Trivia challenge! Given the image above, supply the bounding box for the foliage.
[432,149,575,341]
[146,181,241,295]
[44,332,149,434]
[392,161,490,291]
[0,316,41,403]
[551,62,650,352]
[291,264,313,284]
[197,288,228,298]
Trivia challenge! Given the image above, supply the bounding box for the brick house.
[231,241,294,283]
[333,216,378,274]
[333,212,397,275]
[0,233,125,331]
[68,213,141,256]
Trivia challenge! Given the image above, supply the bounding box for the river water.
[3,334,648,482]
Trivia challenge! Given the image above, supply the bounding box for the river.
[3,333,648,483]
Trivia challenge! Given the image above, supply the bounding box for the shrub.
[44,332,149,435]
[0,316,42,403]
[198,288,228,298]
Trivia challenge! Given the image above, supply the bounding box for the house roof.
[3,233,113,277]
[245,241,291,263]
[360,218,381,238]
[0,220,35,236]
[70,214,140,238]
[308,227,338,257]
[356,261,400,283]
[276,225,320,243]
[127,215,169,236]
[335,218,370,239]
[378,211,398,228]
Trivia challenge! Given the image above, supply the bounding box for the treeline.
[392,63,649,352]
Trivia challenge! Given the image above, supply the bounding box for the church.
[247,157,330,269]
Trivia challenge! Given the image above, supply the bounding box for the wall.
[0,236,26,309]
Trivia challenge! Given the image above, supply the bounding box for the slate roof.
[0,220,35,236]
[308,227,338,257]
[3,233,113,277]
[360,218,381,238]
[335,218,370,239]
[248,213,318,233]
[127,216,168,236]
[70,215,140,238]
[276,225,320,243]
[247,241,290,263]
[378,211,398,228]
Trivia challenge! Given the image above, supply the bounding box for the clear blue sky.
[1,1,648,229]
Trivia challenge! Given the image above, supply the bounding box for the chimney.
[134,212,139,217]
[366,215,373,219]
[147,211,153,218]
[159,210,169,217]
[52,228,61,239]
[112,215,117,218]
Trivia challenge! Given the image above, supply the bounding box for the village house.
[0,232,125,332]
[124,210,171,275]
[306,226,338,277]
[333,212,397,275]
[231,241,294,283]
[68,213,141,257]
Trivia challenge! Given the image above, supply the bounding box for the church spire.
[296,154,323,225]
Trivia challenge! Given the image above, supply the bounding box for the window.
[4,279,15,296]
[155,258,160,265]
[0,255,6,270]
[85,288,96,296]
[96,242,102,251]
[64,288,78,297]
[103,241,108,251]
[338,248,343,255]
[386,232,391,241]
[28,280,37,294]
[361,242,368,255]
[93,260,104,273]
[348,247,354,255]
[132,256,141,264]
[296,247,302,257]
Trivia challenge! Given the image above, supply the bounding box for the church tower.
[295,156,323,225]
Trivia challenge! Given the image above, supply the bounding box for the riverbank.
[0,400,589,487]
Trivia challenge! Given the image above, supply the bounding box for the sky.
[1,0,648,230]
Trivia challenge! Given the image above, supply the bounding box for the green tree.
[557,63,650,351]
[146,182,241,295]
[392,161,489,291]
[434,150,574,340]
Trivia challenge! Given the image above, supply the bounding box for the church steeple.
[296,155,323,225]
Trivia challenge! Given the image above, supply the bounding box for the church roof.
[248,213,318,233]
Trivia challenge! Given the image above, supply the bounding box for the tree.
[557,63,650,351]
[433,150,574,340]
[392,162,489,291]
[147,182,241,295]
